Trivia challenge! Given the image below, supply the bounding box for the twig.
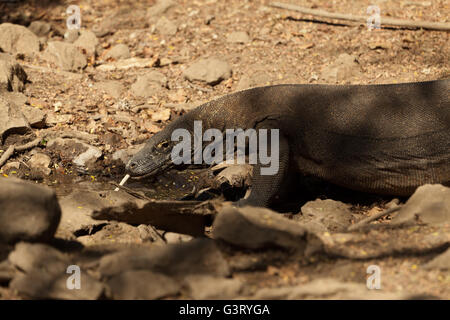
[0,145,15,168]
[270,2,450,31]
[347,205,401,232]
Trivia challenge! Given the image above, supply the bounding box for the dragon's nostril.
[129,162,137,169]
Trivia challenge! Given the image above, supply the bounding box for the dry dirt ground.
[0,0,449,300]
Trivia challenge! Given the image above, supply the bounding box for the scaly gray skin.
[126,79,450,207]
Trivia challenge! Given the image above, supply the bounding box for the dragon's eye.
[158,141,170,148]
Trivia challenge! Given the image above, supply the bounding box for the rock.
[184,275,243,299]
[226,31,250,44]
[0,96,30,142]
[107,270,180,299]
[391,184,450,226]
[148,0,175,18]
[20,105,46,128]
[1,161,20,174]
[236,71,272,90]
[131,71,168,98]
[73,30,99,57]
[10,270,104,299]
[0,53,28,92]
[47,138,101,168]
[164,232,193,244]
[212,206,318,251]
[96,57,156,71]
[150,108,171,122]
[92,19,116,38]
[64,29,79,43]
[184,58,232,85]
[8,244,104,300]
[320,53,362,83]
[296,199,353,232]
[46,113,74,125]
[423,248,450,270]
[155,17,177,36]
[252,278,409,300]
[111,149,129,165]
[95,80,124,99]
[0,23,40,56]
[98,239,230,278]
[0,178,61,244]
[28,153,52,176]
[104,44,131,60]
[137,225,166,244]
[43,41,87,72]
[8,242,68,275]
[28,21,51,37]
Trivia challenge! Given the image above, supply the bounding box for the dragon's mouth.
[129,161,173,179]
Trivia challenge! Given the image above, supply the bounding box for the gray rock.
[47,138,101,168]
[73,30,99,57]
[28,153,52,176]
[95,80,124,99]
[236,71,272,90]
[320,53,362,83]
[8,242,68,275]
[252,278,409,300]
[0,53,28,92]
[98,239,230,278]
[0,96,30,142]
[43,41,87,72]
[164,232,193,244]
[107,270,180,299]
[391,184,450,226]
[0,23,40,56]
[155,17,177,36]
[131,71,168,98]
[212,206,318,251]
[184,275,243,300]
[28,21,51,37]
[105,44,131,60]
[147,0,175,18]
[184,58,232,85]
[1,161,20,174]
[64,29,80,43]
[423,248,450,270]
[226,31,250,44]
[20,105,46,128]
[296,199,353,232]
[320,53,362,84]
[0,178,61,244]
[96,57,155,71]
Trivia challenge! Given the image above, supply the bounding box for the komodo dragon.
[126,79,450,207]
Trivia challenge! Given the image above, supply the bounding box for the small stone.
[320,53,362,83]
[392,184,450,226]
[0,178,61,244]
[184,58,232,85]
[0,53,28,92]
[131,71,168,98]
[226,31,250,44]
[64,29,79,43]
[95,80,124,99]
[164,232,193,244]
[28,153,52,176]
[20,105,46,128]
[184,275,243,299]
[147,0,175,18]
[105,44,131,60]
[0,96,30,142]
[73,30,99,57]
[47,138,101,168]
[212,206,318,251]
[43,41,87,72]
[28,21,51,37]
[155,17,177,36]
[0,23,40,56]
[107,270,180,299]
